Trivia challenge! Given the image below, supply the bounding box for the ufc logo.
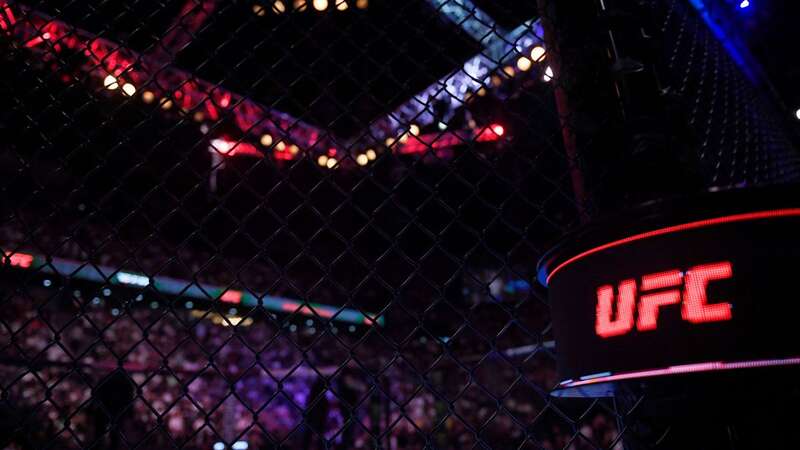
[595,261,733,338]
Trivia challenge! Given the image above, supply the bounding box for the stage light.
[530,45,546,62]
[491,124,505,136]
[491,74,502,87]
[252,4,267,16]
[366,149,376,160]
[288,144,299,155]
[43,279,51,287]
[516,56,532,71]
[121,82,136,96]
[317,154,329,166]
[356,154,369,165]
[160,98,173,110]
[336,0,348,10]
[502,65,515,78]
[260,133,273,146]
[232,442,249,450]
[193,111,205,122]
[103,74,119,90]
[326,157,337,168]
[385,137,395,147]
[274,0,287,12]
[437,121,447,130]
[142,90,155,103]
[213,443,225,450]
[477,87,487,96]
[795,108,800,120]
[543,66,554,82]
[739,0,749,8]
[294,0,307,11]
[409,123,420,136]
[356,0,368,8]
[275,141,286,151]
[313,0,327,11]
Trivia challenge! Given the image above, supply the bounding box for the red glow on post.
[595,280,636,338]
[220,290,242,304]
[546,209,800,285]
[682,261,733,324]
[3,252,34,268]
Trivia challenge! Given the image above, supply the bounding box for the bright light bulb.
[275,141,286,151]
[317,154,329,166]
[274,0,287,12]
[253,4,267,16]
[326,157,337,168]
[336,0,348,10]
[103,74,119,90]
[356,154,368,166]
[516,56,532,71]
[313,0,328,11]
[543,66,554,82]
[366,149,376,160]
[795,108,800,120]
[503,65,515,78]
[356,0,368,8]
[160,99,173,110]
[142,90,155,104]
[289,144,299,154]
[409,124,420,136]
[260,134,273,146]
[530,46,546,62]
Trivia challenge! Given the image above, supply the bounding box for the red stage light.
[3,252,34,268]
[491,124,504,136]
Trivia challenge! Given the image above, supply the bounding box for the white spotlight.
[543,66,554,82]
[120,81,135,96]
[103,74,119,90]
[530,46,546,62]
[313,0,328,10]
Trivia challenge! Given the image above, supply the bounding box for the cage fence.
[0,0,797,449]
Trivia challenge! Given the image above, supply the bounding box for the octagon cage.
[0,0,797,449]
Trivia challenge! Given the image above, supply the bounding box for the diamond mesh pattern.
[0,0,796,449]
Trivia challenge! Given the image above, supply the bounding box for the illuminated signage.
[595,262,733,338]
[538,189,800,397]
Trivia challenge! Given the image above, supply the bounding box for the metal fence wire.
[0,0,796,449]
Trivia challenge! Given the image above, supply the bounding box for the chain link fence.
[0,0,796,449]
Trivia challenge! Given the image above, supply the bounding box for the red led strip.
[559,356,800,388]
[545,208,800,285]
